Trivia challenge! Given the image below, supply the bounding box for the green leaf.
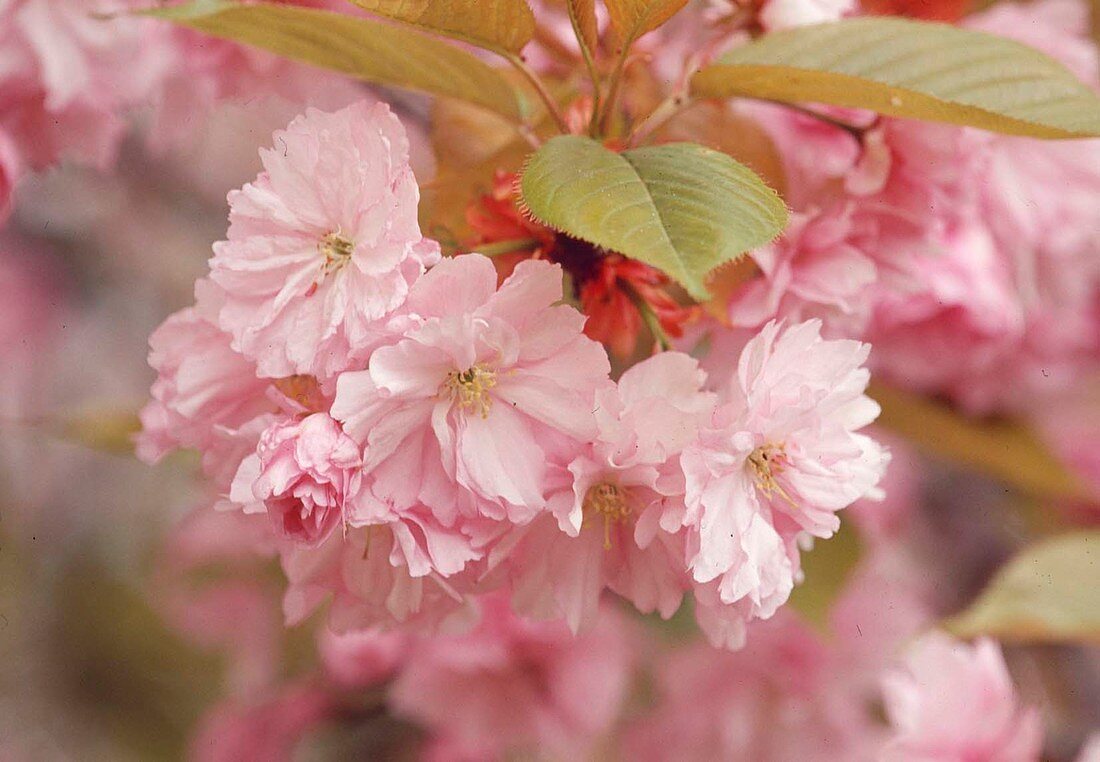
[944,531,1100,644]
[604,0,689,44]
[519,136,787,300]
[692,17,1100,138]
[345,0,535,55]
[141,1,525,121]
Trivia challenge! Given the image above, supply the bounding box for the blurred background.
[1,1,1099,759]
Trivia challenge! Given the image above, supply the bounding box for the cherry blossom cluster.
[138,99,890,649]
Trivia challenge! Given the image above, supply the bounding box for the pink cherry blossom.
[729,204,877,336]
[189,683,333,762]
[679,320,889,629]
[626,521,933,761]
[280,523,477,633]
[881,633,1044,761]
[318,627,409,689]
[147,0,362,149]
[209,100,440,380]
[229,413,362,546]
[866,221,1026,409]
[624,614,881,762]
[388,594,633,760]
[332,254,611,536]
[136,281,274,482]
[0,0,169,174]
[500,352,714,633]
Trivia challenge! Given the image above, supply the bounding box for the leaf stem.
[764,100,867,140]
[598,46,631,136]
[503,53,570,134]
[629,94,695,146]
[623,282,672,352]
[565,2,602,137]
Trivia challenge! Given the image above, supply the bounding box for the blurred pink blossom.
[389,595,633,760]
[189,683,333,762]
[881,633,1044,761]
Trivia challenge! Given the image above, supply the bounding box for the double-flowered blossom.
[679,320,889,642]
[728,204,877,336]
[210,101,440,380]
[500,352,715,633]
[230,413,362,546]
[881,633,1044,761]
[136,280,275,485]
[332,253,610,538]
[0,0,174,217]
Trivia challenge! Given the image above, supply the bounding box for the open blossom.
[136,280,274,480]
[210,100,440,380]
[229,413,362,546]
[881,633,1044,761]
[281,523,478,633]
[680,320,889,626]
[501,352,715,633]
[625,615,880,762]
[332,253,611,533]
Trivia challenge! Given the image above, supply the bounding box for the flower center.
[273,374,326,412]
[582,481,631,550]
[319,231,354,276]
[442,364,497,418]
[748,442,796,507]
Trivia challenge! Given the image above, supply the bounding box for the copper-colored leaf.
[346,0,536,55]
[604,0,689,45]
[870,382,1089,501]
[568,0,599,54]
[142,1,525,121]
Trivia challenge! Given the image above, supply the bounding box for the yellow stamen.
[748,442,797,508]
[442,364,497,418]
[582,482,631,550]
[319,231,354,276]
